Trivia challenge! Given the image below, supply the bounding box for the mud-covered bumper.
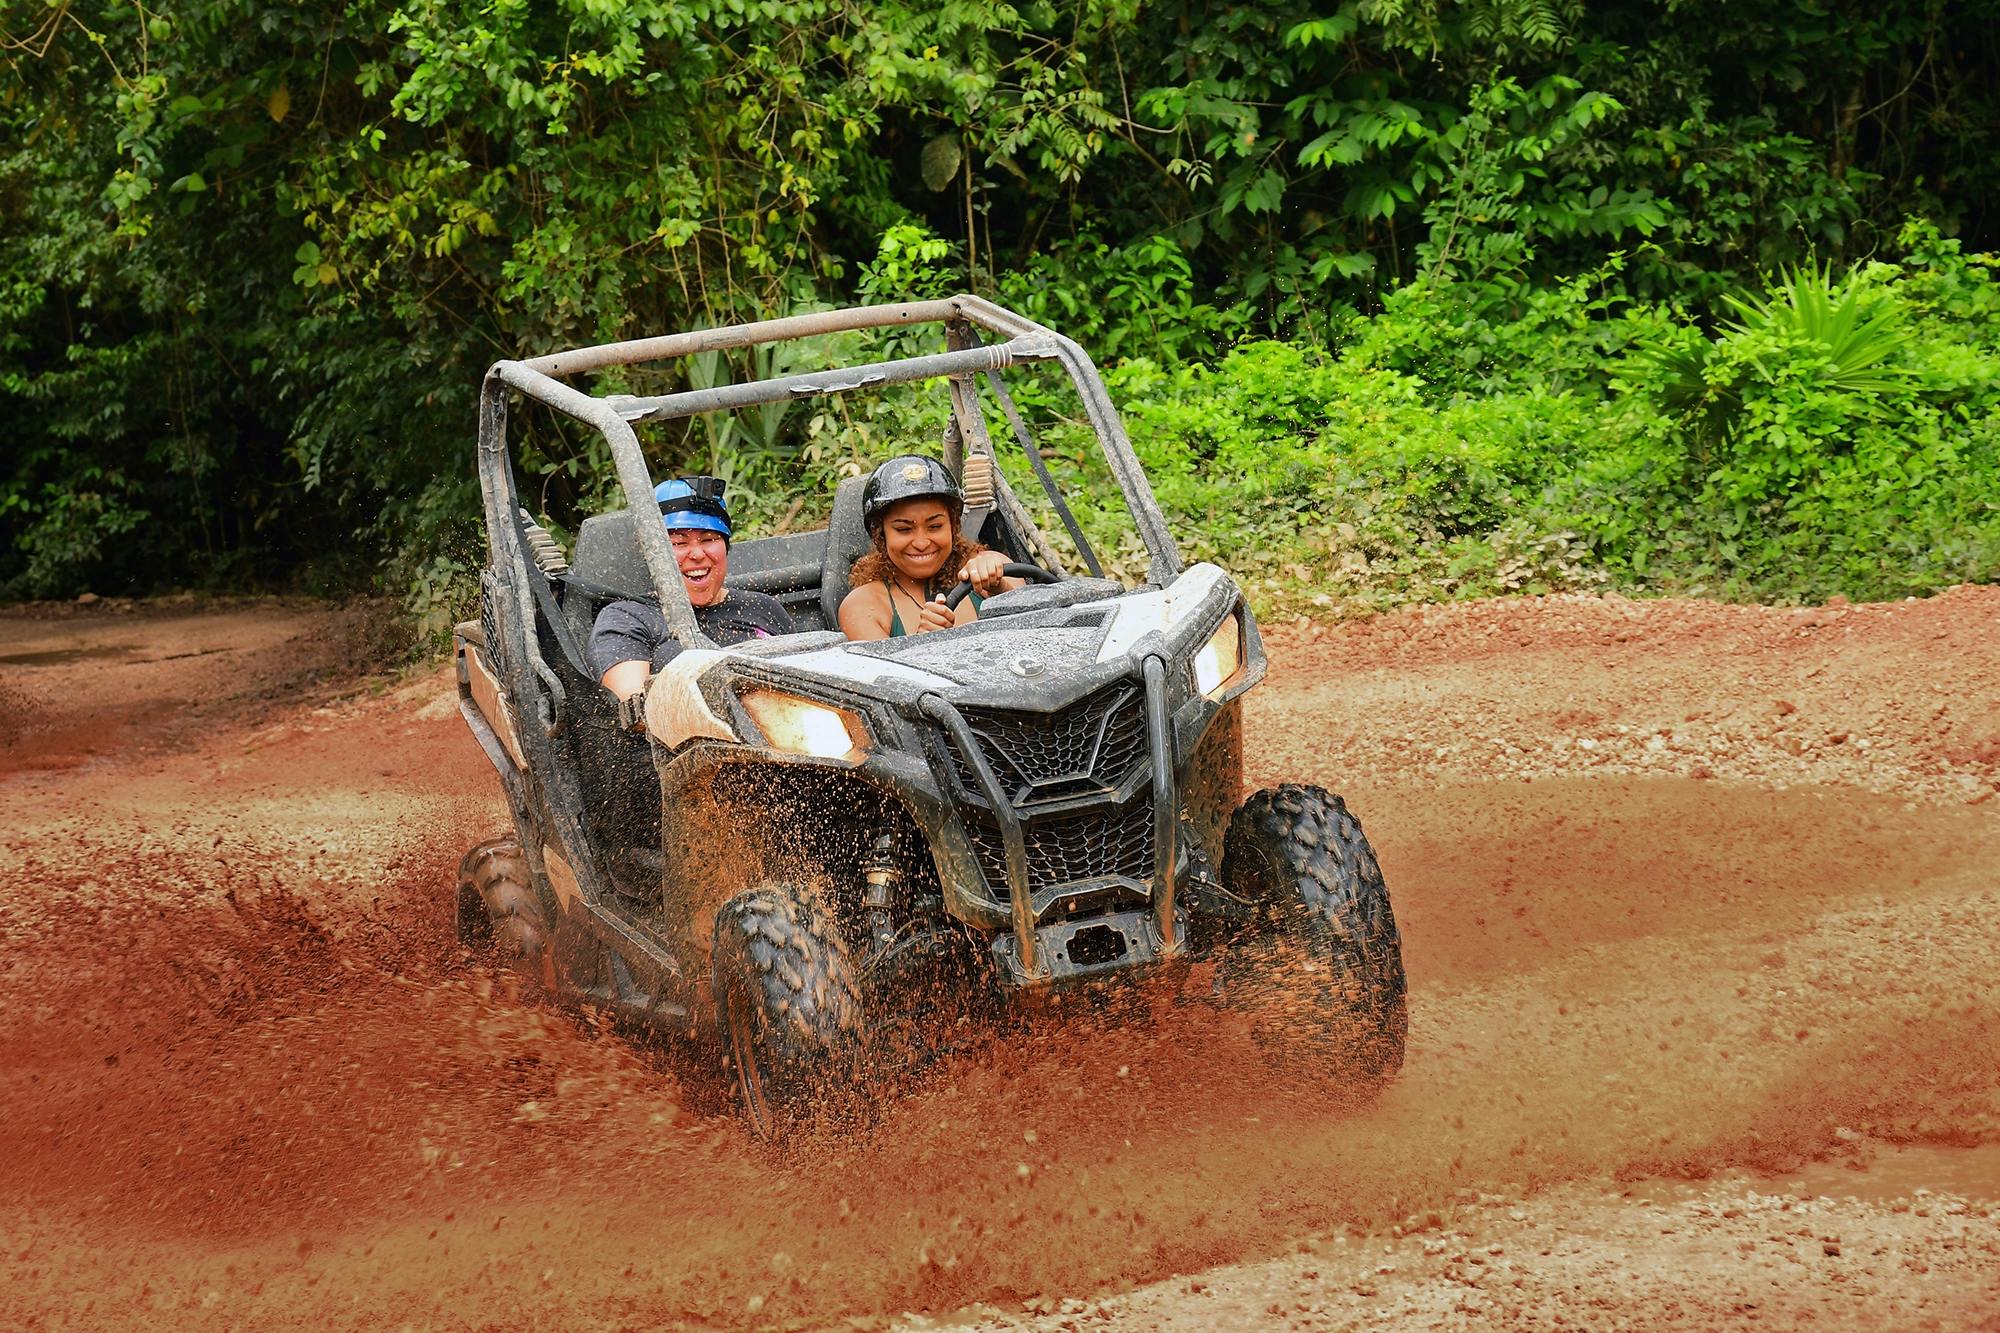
[662,565,1263,986]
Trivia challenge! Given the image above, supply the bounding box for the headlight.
[1192,612,1243,699]
[739,689,867,760]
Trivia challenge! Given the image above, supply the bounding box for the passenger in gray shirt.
[591,477,794,727]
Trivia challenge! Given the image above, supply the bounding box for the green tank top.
[885,579,981,638]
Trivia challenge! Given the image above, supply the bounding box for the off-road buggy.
[453,296,1406,1135]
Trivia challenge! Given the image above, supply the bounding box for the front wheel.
[710,884,864,1138]
[1220,784,1407,1085]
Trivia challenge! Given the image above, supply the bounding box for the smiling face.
[880,497,957,584]
[668,527,730,606]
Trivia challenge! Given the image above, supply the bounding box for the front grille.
[949,684,1148,807]
[966,796,1156,894]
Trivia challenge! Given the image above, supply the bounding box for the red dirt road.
[3,590,1998,1330]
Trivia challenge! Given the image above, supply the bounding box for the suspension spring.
[862,828,902,952]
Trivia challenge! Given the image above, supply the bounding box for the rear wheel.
[1221,784,1407,1084]
[455,837,552,967]
[710,884,864,1138]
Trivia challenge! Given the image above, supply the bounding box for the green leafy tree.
[2,0,1995,608]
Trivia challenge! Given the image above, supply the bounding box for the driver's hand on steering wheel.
[915,596,958,633]
[958,550,1011,594]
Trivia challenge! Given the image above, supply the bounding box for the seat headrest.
[570,512,651,600]
[818,475,875,627]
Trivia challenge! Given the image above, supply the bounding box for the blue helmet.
[655,476,732,541]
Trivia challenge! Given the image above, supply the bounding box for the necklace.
[889,575,931,617]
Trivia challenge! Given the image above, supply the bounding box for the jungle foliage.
[2,0,1996,615]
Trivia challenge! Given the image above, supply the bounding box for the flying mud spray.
[4,592,1998,1327]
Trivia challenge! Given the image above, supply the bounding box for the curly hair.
[849,531,990,596]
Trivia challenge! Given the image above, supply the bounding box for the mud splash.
[3,593,1998,1329]
[7,780,1995,1329]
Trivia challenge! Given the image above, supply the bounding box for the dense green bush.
[1571,223,2000,601]
[984,226,1998,613]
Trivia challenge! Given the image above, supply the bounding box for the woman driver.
[837,455,1025,640]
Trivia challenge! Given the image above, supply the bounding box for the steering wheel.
[943,562,1059,609]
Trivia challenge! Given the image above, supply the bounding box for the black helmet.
[862,455,962,533]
